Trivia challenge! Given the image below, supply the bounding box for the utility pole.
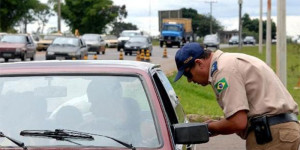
[266,0,272,66]
[205,0,217,34]
[149,0,151,36]
[259,0,263,54]
[277,0,287,86]
[57,0,61,33]
[238,0,243,50]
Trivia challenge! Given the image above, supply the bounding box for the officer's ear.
[194,59,204,67]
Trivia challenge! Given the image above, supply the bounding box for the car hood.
[48,45,79,52]
[161,31,181,37]
[0,43,25,49]
[118,37,130,41]
[38,40,52,44]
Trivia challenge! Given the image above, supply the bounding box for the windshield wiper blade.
[0,132,27,150]
[62,129,136,150]
[20,129,94,146]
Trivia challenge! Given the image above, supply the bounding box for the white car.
[117,30,143,51]
[203,34,220,49]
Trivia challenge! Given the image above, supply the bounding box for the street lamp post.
[238,0,243,50]
[57,0,61,33]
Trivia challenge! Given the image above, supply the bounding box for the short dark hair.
[187,50,212,68]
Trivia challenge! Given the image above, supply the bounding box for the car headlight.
[47,51,54,55]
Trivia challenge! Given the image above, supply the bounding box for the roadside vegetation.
[168,44,300,120]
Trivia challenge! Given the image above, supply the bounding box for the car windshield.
[245,36,253,40]
[128,37,147,43]
[120,32,141,37]
[52,37,79,46]
[162,25,180,31]
[82,34,99,41]
[231,36,239,40]
[0,75,159,148]
[204,35,218,41]
[44,35,62,40]
[0,35,27,44]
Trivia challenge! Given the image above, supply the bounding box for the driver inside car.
[80,77,144,145]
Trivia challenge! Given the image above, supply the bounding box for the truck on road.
[159,18,193,48]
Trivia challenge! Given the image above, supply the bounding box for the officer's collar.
[208,50,224,83]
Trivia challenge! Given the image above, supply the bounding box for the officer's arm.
[207,110,247,135]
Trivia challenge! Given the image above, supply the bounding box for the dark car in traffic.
[124,36,152,56]
[0,60,209,149]
[243,36,256,45]
[228,35,239,45]
[46,37,88,60]
[82,34,106,54]
[0,34,36,62]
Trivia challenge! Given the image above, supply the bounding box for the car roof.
[0,60,160,75]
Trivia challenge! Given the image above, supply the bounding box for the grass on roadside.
[168,44,300,120]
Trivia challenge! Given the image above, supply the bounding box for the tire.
[4,58,9,62]
[97,51,100,55]
[125,52,128,56]
[129,52,132,56]
[21,53,26,61]
[30,55,35,61]
[160,42,163,48]
[102,51,105,54]
[117,47,121,51]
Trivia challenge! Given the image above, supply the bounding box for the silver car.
[46,37,88,60]
[82,34,106,54]
[203,34,220,49]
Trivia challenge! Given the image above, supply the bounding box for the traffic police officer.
[174,42,300,150]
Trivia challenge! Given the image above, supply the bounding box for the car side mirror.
[173,123,209,144]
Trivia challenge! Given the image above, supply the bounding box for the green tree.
[34,3,53,34]
[50,0,127,34]
[181,8,223,37]
[0,0,40,32]
[242,13,276,40]
[110,22,138,36]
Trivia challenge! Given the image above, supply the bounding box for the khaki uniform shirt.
[209,50,298,119]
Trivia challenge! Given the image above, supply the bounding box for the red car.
[0,60,209,149]
[0,34,36,62]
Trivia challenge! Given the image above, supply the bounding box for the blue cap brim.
[173,69,184,82]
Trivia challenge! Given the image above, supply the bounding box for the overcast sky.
[32,0,300,37]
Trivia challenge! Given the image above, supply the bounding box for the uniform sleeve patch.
[214,78,228,94]
[211,61,218,77]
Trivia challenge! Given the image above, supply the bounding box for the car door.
[152,69,193,150]
[26,36,36,57]
[99,36,106,51]
[79,39,87,57]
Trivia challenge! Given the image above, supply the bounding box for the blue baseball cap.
[174,42,204,82]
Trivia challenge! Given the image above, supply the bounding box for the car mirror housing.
[173,123,209,144]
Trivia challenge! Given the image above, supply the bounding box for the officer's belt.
[250,113,298,127]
